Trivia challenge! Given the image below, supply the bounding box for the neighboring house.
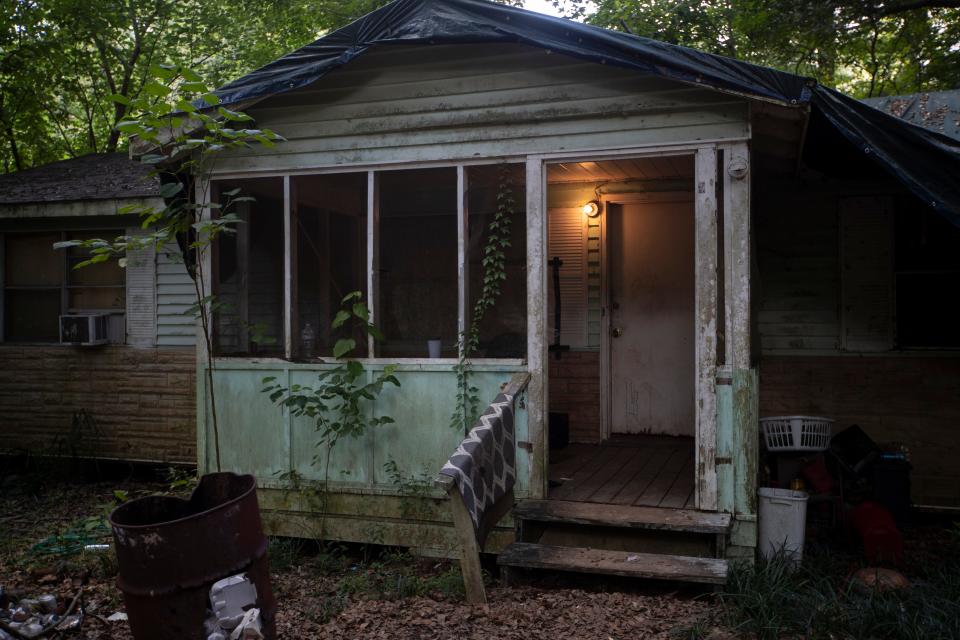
[863,89,960,141]
[174,0,959,579]
[0,153,196,464]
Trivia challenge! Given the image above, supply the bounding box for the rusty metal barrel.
[109,472,276,640]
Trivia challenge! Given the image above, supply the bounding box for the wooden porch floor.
[548,435,695,509]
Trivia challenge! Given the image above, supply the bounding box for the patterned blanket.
[439,392,516,548]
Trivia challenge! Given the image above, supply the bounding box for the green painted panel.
[200,360,529,498]
[209,367,289,480]
[733,368,759,517]
[372,370,464,486]
[716,379,734,513]
[468,370,530,495]
[288,368,374,486]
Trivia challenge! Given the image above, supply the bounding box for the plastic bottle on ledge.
[300,322,315,359]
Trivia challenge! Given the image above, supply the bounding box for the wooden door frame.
[599,189,697,442]
[531,144,722,510]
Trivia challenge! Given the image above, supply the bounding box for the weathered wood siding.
[214,43,749,175]
[756,186,960,507]
[755,189,841,353]
[0,345,195,463]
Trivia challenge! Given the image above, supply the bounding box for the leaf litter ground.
[0,475,723,639]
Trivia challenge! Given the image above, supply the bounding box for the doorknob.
[611,327,623,338]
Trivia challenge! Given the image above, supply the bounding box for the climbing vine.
[450,164,517,431]
[262,291,400,452]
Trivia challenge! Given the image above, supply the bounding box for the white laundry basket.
[758,487,809,566]
[761,416,833,452]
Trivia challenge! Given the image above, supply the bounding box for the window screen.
[466,164,527,358]
[377,168,458,358]
[213,177,285,355]
[294,172,367,359]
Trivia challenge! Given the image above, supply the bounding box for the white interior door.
[609,199,695,436]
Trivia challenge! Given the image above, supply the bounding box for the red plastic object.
[801,455,834,494]
[849,501,903,566]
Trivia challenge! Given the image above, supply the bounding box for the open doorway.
[545,154,697,509]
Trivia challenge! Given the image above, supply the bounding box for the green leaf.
[332,310,351,329]
[150,64,177,81]
[141,80,172,98]
[352,303,369,322]
[181,67,203,82]
[346,360,364,379]
[159,182,184,198]
[116,120,144,133]
[176,99,198,113]
[107,93,132,106]
[180,81,208,93]
[333,338,356,359]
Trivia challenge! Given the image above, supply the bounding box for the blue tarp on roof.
[214,0,960,224]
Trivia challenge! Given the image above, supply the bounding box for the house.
[0,153,197,465]
[180,0,957,578]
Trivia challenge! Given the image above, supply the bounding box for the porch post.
[694,146,719,511]
[366,171,378,357]
[457,165,468,357]
[283,175,295,359]
[722,142,758,542]
[526,156,548,499]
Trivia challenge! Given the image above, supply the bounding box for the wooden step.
[515,499,732,534]
[498,542,729,585]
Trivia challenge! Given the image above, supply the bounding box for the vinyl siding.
[156,245,196,347]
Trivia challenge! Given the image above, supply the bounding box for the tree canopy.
[0,0,390,172]
[559,0,960,98]
[2,0,957,174]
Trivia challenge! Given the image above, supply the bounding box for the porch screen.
[466,164,527,358]
[377,168,458,358]
[212,177,285,356]
[294,173,368,358]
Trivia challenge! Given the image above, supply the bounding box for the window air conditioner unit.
[60,314,110,346]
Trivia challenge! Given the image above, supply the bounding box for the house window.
[2,231,125,342]
[894,201,960,349]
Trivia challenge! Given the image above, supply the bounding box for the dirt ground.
[0,475,722,640]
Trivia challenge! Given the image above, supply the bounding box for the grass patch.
[721,542,960,640]
[336,550,465,601]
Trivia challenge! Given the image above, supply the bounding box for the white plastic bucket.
[758,487,808,566]
[427,339,442,358]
